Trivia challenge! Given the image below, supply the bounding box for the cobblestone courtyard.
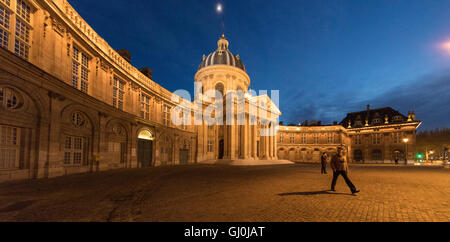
[0,164,449,222]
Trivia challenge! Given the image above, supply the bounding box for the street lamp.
[403,138,409,165]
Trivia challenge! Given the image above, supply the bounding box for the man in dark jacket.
[330,147,360,195]
[321,152,328,174]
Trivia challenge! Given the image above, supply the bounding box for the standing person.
[330,147,360,195]
[321,152,328,174]
[394,156,399,165]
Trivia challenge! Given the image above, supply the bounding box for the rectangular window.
[300,133,307,144]
[0,28,8,49]
[113,76,125,110]
[163,105,170,126]
[141,94,150,120]
[279,133,284,143]
[290,133,295,144]
[14,19,29,42]
[0,0,11,7]
[354,134,362,145]
[327,133,333,144]
[0,5,10,29]
[16,0,31,23]
[14,37,28,58]
[63,136,84,166]
[313,133,319,144]
[372,133,382,144]
[393,132,402,144]
[0,125,20,169]
[207,141,213,152]
[14,0,32,60]
[0,0,33,59]
[72,46,89,93]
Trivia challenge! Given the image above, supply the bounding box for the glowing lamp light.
[442,41,450,54]
[417,154,423,159]
[403,138,409,143]
[216,3,223,13]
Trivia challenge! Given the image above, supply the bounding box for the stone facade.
[195,35,280,162]
[277,105,421,164]
[277,125,350,162]
[0,0,280,181]
[0,0,198,181]
[342,105,421,164]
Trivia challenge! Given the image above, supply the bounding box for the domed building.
[195,34,250,95]
[195,34,282,163]
[198,34,247,72]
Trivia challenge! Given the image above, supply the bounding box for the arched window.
[0,87,22,110]
[372,149,382,161]
[354,150,363,162]
[215,83,224,98]
[138,130,154,140]
[71,112,86,128]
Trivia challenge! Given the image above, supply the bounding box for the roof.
[198,35,246,72]
[339,106,418,128]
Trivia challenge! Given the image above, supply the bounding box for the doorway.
[138,139,153,167]
[219,139,224,159]
[137,130,154,168]
[179,149,189,164]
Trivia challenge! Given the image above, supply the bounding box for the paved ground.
[0,163,449,222]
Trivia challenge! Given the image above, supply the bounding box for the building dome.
[198,34,246,72]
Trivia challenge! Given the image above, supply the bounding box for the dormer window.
[393,115,403,122]
[372,118,382,125]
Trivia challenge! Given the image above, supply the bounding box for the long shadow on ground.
[278,190,354,196]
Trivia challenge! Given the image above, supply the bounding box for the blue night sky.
[68,0,450,130]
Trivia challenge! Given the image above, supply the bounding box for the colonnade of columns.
[221,115,278,160]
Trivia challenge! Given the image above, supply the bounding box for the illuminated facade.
[277,105,421,163]
[195,35,281,162]
[0,0,280,181]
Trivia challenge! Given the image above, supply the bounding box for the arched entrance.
[354,150,363,163]
[138,130,154,167]
[372,149,383,162]
[288,148,296,161]
[393,150,404,162]
[179,139,190,165]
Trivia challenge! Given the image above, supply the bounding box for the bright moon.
[216,4,223,13]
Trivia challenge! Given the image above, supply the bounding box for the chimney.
[116,49,132,63]
[139,67,153,79]
[333,121,338,125]
[366,104,370,111]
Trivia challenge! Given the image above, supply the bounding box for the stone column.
[244,115,249,159]
[269,124,274,160]
[264,125,269,160]
[252,120,257,159]
[273,125,278,160]
[225,124,229,158]
[231,117,237,159]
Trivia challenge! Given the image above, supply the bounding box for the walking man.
[321,152,328,174]
[330,147,360,195]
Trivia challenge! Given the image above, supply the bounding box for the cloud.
[281,68,450,129]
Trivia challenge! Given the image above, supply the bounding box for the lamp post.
[429,150,434,163]
[403,138,409,165]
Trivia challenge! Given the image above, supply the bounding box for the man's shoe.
[352,190,360,195]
